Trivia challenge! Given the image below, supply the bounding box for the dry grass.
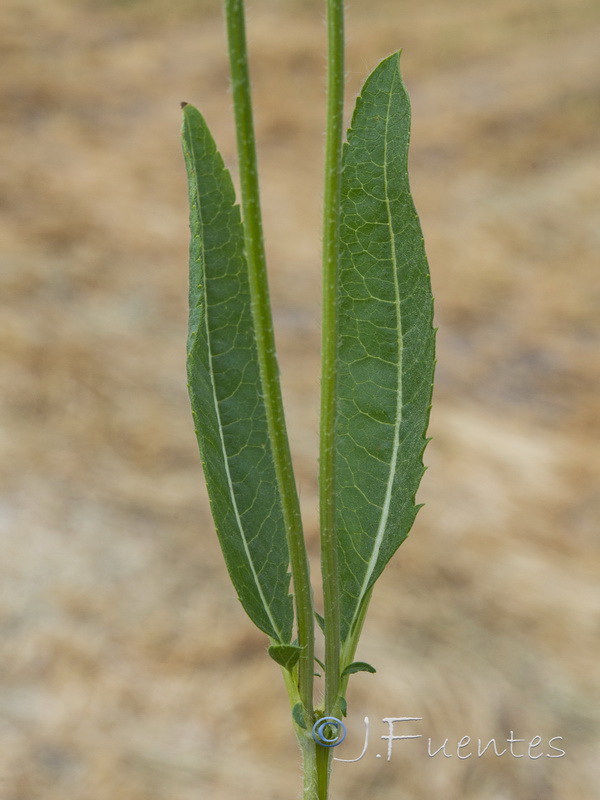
[0,0,599,797]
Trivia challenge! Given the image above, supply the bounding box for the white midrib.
[189,132,283,642]
[350,73,403,636]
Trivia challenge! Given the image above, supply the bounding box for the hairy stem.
[300,739,331,800]
[224,0,314,714]
[320,0,345,716]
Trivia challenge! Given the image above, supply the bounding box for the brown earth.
[1,0,599,798]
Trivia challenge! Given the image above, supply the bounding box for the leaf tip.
[180,101,189,109]
[315,611,325,633]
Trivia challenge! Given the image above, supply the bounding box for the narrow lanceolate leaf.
[335,53,435,646]
[181,103,293,644]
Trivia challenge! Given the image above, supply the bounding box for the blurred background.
[1,0,599,797]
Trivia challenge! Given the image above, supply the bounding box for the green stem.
[300,740,330,800]
[224,0,314,715]
[316,744,332,800]
[301,741,317,800]
[320,0,345,716]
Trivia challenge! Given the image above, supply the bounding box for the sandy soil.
[1,0,599,798]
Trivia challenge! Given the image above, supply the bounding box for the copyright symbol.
[312,716,347,747]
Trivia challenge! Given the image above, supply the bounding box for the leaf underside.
[182,104,293,644]
[335,53,436,645]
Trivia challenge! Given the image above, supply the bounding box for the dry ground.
[1,0,599,798]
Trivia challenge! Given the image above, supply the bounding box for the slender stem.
[316,744,331,800]
[224,0,314,715]
[301,740,318,800]
[320,0,345,716]
[300,739,330,800]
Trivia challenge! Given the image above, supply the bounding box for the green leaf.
[315,611,325,633]
[335,53,435,645]
[268,643,304,670]
[292,702,308,729]
[341,661,377,677]
[182,104,293,644]
[339,696,348,717]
